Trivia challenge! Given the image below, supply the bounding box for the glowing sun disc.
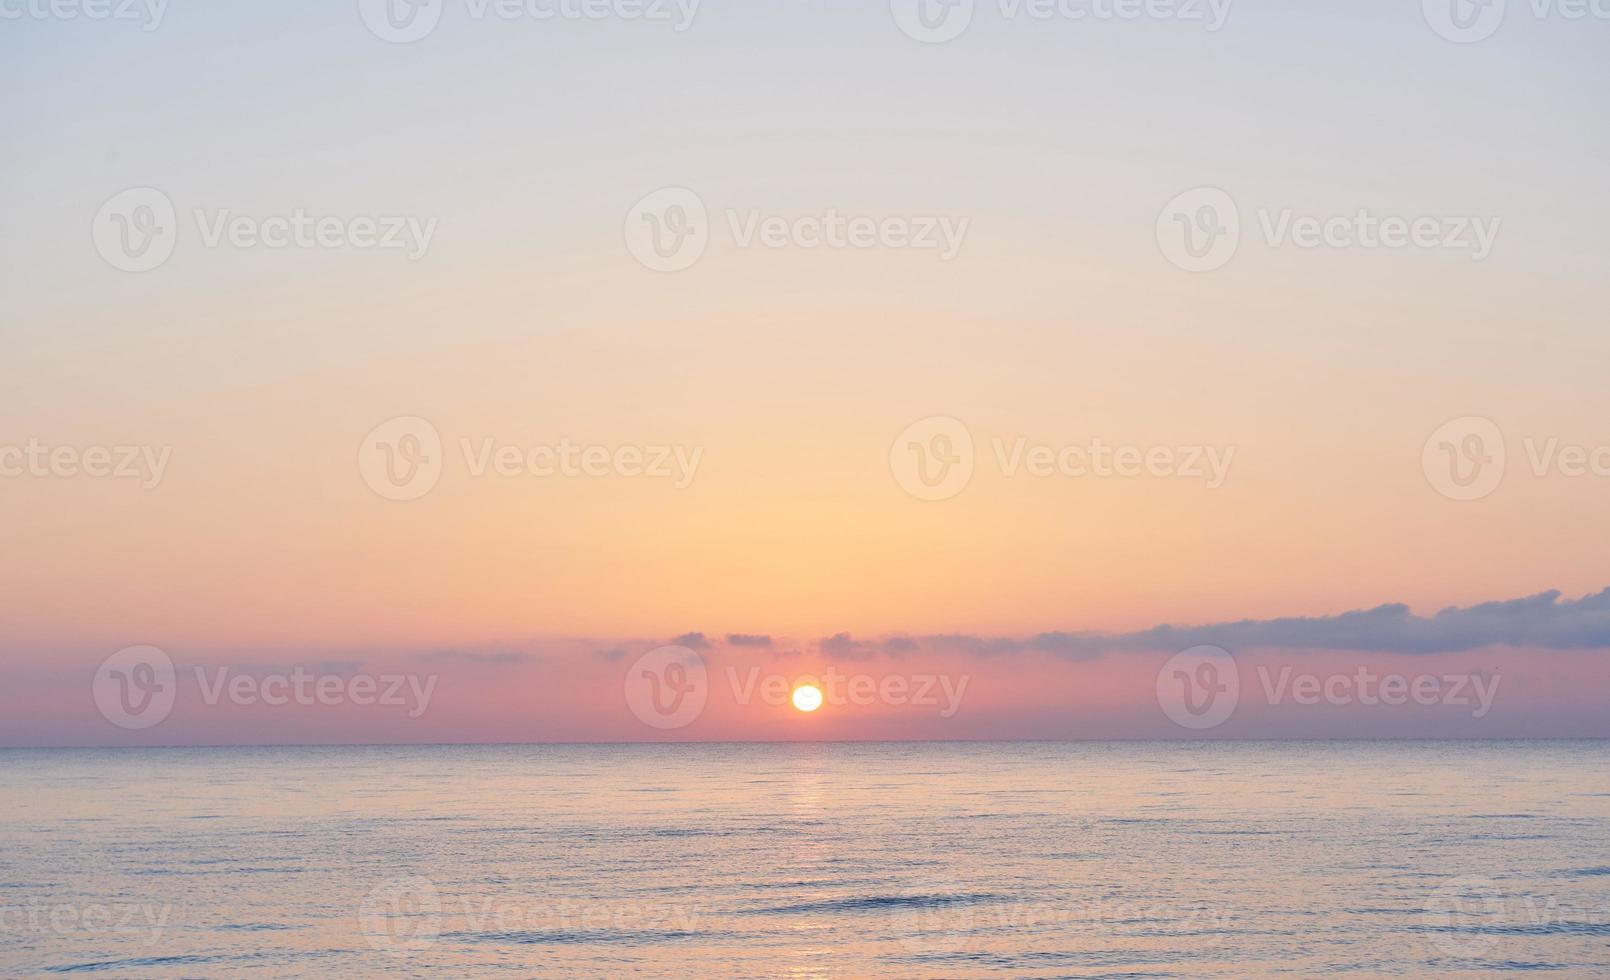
[791,685,823,712]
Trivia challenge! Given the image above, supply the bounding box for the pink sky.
[8,589,1610,745]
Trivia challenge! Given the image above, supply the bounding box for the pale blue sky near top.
[1,0,1605,409]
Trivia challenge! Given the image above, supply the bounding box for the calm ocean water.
[2,741,1608,977]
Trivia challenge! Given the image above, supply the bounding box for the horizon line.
[6,735,1609,750]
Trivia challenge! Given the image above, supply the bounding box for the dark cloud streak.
[924,588,1610,658]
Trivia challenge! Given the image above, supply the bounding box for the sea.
[2,741,1608,977]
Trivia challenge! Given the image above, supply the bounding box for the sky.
[2,0,1608,745]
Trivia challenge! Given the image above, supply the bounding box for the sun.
[791,684,823,713]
